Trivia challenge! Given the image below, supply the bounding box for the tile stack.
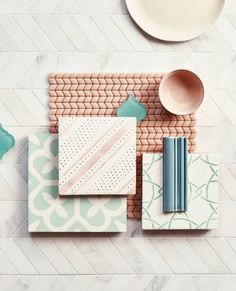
[26,71,219,232]
[48,72,197,219]
[28,117,136,232]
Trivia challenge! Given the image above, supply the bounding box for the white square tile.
[142,153,219,230]
[59,117,136,195]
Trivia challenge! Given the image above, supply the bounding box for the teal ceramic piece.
[117,95,148,123]
[163,137,188,213]
[0,124,15,160]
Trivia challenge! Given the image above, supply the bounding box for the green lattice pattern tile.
[142,153,219,230]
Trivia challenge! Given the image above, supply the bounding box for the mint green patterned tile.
[142,153,219,230]
[28,133,127,232]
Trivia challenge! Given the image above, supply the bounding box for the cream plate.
[125,0,225,41]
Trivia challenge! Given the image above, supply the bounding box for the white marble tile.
[123,275,153,291]
[220,164,236,200]
[197,127,236,163]
[171,42,193,52]
[207,238,236,273]
[219,185,232,201]
[197,91,231,127]
[12,0,41,15]
[73,16,114,51]
[0,239,37,274]
[33,238,76,274]
[27,276,73,291]
[149,39,173,52]
[0,100,18,126]
[71,238,116,274]
[219,276,236,291]
[0,127,41,164]
[224,0,236,14]
[29,0,63,14]
[0,90,37,126]
[86,276,113,291]
[0,52,233,89]
[65,276,96,291]
[225,238,236,255]
[204,202,236,237]
[187,238,229,273]
[143,275,171,291]
[93,238,134,274]
[14,238,57,274]
[201,27,231,52]
[33,16,76,52]
[111,15,153,51]
[111,238,154,274]
[161,275,192,291]
[92,15,134,52]
[180,276,209,291]
[199,275,229,291]
[14,90,48,126]
[0,275,21,291]
[0,249,18,274]
[0,165,27,201]
[0,53,36,88]
[189,35,212,52]
[168,239,210,273]
[10,275,37,291]
[105,275,135,291]
[209,89,236,126]
[216,15,236,51]
[53,238,95,274]
[13,219,30,238]
[14,16,56,51]
[150,239,192,273]
[0,202,27,238]
[0,16,36,51]
[0,26,18,51]
[53,15,95,51]
[131,239,172,273]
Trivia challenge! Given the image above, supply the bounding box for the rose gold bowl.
[159,70,204,115]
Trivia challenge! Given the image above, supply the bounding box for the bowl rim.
[159,69,205,115]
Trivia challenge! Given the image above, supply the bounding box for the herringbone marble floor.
[0,0,236,290]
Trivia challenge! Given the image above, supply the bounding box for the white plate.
[125,0,225,41]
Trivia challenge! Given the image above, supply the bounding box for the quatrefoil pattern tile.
[28,133,127,232]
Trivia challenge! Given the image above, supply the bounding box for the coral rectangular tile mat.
[28,133,127,232]
[49,73,197,219]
